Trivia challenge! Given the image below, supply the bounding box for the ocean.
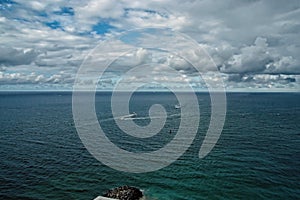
[0,92,299,199]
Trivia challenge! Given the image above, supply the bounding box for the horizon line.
[0,89,299,93]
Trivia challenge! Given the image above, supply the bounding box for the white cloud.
[0,47,39,66]
[221,37,300,75]
[0,71,74,85]
[0,17,6,22]
[73,0,124,32]
[0,0,299,91]
[221,37,273,74]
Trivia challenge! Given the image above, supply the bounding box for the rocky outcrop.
[103,185,143,200]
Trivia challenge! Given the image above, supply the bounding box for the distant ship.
[175,104,181,109]
[120,112,137,120]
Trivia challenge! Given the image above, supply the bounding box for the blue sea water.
[0,92,299,199]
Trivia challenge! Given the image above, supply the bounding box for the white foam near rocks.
[94,196,117,200]
[94,195,147,200]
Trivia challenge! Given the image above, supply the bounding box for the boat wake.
[99,113,182,122]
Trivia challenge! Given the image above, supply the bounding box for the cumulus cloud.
[228,74,296,83]
[226,74,299,91]
[0,71,74,85]
[0,47,39,66]
[0,0,299,91]
[221,37,273,74]
[220,37,300,75]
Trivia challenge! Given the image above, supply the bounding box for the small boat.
[129,112,137,118]
[175,104,181,109]
[120,112,137,120]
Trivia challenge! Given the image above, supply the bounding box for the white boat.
[175,104,181,109]
[120,112,137,120]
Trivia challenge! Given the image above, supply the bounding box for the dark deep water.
[0,92,299,199]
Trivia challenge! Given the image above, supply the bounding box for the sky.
[0,0,299,91]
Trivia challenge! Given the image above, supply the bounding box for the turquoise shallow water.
[0,92,299,199]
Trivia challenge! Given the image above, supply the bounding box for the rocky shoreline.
[102,185,144,200]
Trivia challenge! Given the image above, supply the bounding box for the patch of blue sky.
[0,1,48,20]
[125,8,156,15]
[0,0,16,16]
[92,21,117,35]
[0,0,16,10]
[36,11,48,17]
[53,7,74,16]
[119,31,141,45]
[45,20,61,29]
[124,8,169,18]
